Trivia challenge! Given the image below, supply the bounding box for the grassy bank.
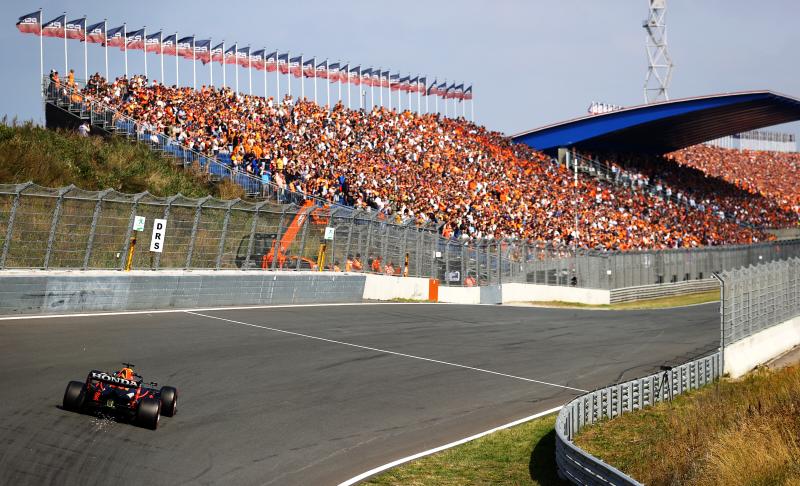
[0,120,243,199]
[575,365,800,485]
[365,413,567,485]
[515,289,720,311]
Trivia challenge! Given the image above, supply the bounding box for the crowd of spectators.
[74,73,787,251]
[667,144,800,214]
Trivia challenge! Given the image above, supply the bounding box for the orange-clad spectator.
[345,255,353,272]
[371,256,382,273]
[384,261,395,275]
[464,274,477,287]
[352,254,363,271]
[332,261,341,272]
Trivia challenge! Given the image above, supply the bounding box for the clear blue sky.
[1,0,798,137]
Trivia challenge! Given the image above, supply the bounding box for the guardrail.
[609,278,719,304]
[555,352,722,485]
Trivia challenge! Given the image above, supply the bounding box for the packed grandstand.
[52,71,800,251]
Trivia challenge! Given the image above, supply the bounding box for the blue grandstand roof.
[512,90,800,154]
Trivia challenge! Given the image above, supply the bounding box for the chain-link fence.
[3,183,800,289]
[718,257,800,346]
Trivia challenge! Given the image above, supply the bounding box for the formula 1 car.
[62,363,178,430]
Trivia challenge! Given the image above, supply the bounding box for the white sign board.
[149,219,167,252]
[133,215,146,232]
[324,227,336,240]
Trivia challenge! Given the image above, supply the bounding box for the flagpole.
[435,79,439,115]
[143,26,147,80]
[263,48,267,99]
[63,12,68,75]
[300,54,304,100]
[222,41,226,89]
[234,43,239,94]
[275,52,279,100]
[287,51,291,99]
[425,76,429,114]
[347,64,351,109]
[174,31,178,86]
[39,9,43,100]
[313,59,317,104]
[192,36,196,90]
[358,66,362,111]
[471,88,474,122]
[83,16,88,83]
[103,20,108,81]
[209,38,213,88]
[123,23,127,78]
[337,62,342,107]
[325,60,329,108]
[370,69,374,110]
[387,75,391,112]
[444,80,448,118]
[379,70,383,109]
[159,31,163,84]
[417,76,421,114]
[248,47,252,95]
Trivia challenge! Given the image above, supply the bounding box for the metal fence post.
[215,199,238,270]
[119,192,148,270]
[43,185,74,269]
[344,210,357,265]
[83,188,112,270]
[184,196,210,269]
[0,182,33,269]
[244,201,268,269]
[271,206,291,271]
[153,194,178,270]
[401,222,410,276]
[328,208,339,270]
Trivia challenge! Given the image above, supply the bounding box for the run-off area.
[0,303,718,486]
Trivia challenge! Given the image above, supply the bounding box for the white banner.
[149,219,167,252]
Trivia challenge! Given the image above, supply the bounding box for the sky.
[1,0,798,137]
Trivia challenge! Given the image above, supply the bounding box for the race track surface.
[0,303,719,485]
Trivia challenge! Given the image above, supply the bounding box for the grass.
[0,119,222,198]
[365,413,567,486]
[518,289,720,310]
[575,364,800,486]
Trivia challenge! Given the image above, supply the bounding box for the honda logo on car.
[91,371,137,387]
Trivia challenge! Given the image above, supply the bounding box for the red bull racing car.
[62,363,178,430]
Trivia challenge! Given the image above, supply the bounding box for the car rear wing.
[88,370,140,388]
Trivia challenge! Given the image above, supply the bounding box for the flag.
[389,73,401,91]
[277,53,289,74]
[224,44,237,64]
[65,18,85,40]
[250,49,265,70]
[145,31,161,53]
[427,79,437,96]
[327,62,340,83]
[463,85,473,100]
[398,75,411,92]
[435,80,447,97]
[338,64,349,83]
[348,65,361,85]
[265,51,278,72]
[125,28,145,51]
[417,76,427,95]
[86,21,105,43]
[302,57,316,78]
[161,34,177,55]
[42,15,66,38]
[289,56,302,77]
[453,83,464,100]
[380,70,391,88]
[443,82,455,99]
[194,39,211,64]
[105,25,125,47]
[236,46,249,68]
[315,60,328,79]
[371,69,381,86]
[360,68,372,86]
[16,11,41,35]
[211,42,224,64]
[177,36,194,58]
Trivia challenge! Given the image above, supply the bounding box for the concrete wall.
[724,315,800,378]
[0,270,365,315]
[361,274,430,301]
[502,283,611,305]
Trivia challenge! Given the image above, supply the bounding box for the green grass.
[574,365,800,485]
[365,413,567,486]
[520,289,720,311]
[0,119,240,198]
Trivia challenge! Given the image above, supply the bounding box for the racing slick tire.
[62,381,86,412]
[159,386,178,417]
[137,397,161,430]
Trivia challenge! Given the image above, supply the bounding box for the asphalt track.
[0,302,720,485]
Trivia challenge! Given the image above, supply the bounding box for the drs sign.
[149,219,167,253]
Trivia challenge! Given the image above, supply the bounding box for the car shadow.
[56,404,138,427]
[529,428,570,485]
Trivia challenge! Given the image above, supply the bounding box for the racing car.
[62,363,178,430]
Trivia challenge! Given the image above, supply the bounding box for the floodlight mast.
[643,0,674,103]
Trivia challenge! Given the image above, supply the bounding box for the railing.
[555,352,722,485]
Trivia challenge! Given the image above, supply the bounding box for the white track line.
[0,302,439,322]
[337,405,564,486]
[186,311,588,393]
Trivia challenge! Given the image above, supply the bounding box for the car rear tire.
[62,381,85,412]
[137,397,160,430]
[159,386,178,417]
